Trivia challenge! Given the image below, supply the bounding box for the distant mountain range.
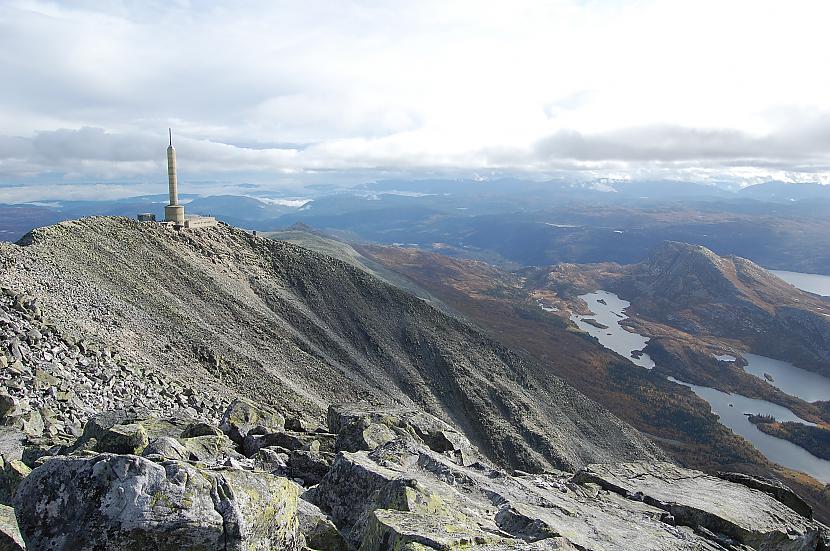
[4,180,830,273]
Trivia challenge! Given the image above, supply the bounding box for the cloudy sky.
[1,0,829,201]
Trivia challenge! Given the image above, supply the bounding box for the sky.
[1,0,830,201]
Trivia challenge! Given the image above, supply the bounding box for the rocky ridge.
[0,217,663,474]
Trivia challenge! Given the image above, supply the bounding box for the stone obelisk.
[164,129,185,224]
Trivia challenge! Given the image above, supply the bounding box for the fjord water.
[574,290,830,480]
[742,353,830,403]
[570,291,655,368]
[669,378,830,483]
[771,270,830,296]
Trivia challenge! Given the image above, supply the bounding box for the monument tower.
[164,128,185,224]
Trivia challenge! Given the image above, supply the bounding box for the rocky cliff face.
[1,217,827,550]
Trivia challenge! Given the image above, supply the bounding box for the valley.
[349,238,830,522]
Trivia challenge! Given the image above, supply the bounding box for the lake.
[571,291,655,368]
[669,377,830,483]
[770,270,830,297]
[573,290,830,480]
[742,353,830,403]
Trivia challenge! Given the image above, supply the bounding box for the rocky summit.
[0,217,828,550]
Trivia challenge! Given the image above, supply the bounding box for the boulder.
[337,422,398,453]
[717,471,812,519]
[78,411,194,448]
[181,422,223,438]
[14,454,302,550]
[180,434,241,464]
[297,498,348,551]
[141,436,188,461]
[243,431,335,457]
[361,509,501,550]
[0,398,17,420]
[313,449,401,541]
[0,504,24,551]
[76,410,131,443]
[286,450,332,486]
[253,447,290,474]
[220,398,285,445]
[574,462,824,551]
[96,423,149,455]
[314,439,782,551]
[0,460,30,505]
[0,430,24,465]
[327,403,478,464]
[15,411,43,439]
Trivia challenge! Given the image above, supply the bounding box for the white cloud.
[1,0,830,196]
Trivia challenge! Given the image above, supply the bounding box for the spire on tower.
[169,128,172,148]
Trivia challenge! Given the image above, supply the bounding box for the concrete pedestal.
[164,205,185,225]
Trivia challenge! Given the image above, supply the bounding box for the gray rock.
[575,462,824,551]
[313,438,823,551]
[285,415,317,433]
[253,447,290,474]
[95,423,149,455]
[220,398,285,445]
[313,448,401,542]
[0,398,16,421]
[77,410,131,442]
[0,430,25,465]
[297,497,348,551]
[181,422,223,438]
[327,403,478,465]
[0,460,30,505]
[14,454,302,550]
[141,436,188,461]
[286,450,332,486]
[243,431,334,457]
[717,471,812,519]
[180,434,241,464]
[0,504,24,551]
[8,411,43,439]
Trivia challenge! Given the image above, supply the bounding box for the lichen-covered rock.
[0,504,24,551]
[14,454,301,551]
[313,438,829,551]
[298,498,348,551]
[95,423,148,455]
[220,398,285,445]
[327,403,478,465]
[141,436,188,461]
[0,430,24,466]
[253,447,290,474]
[286,449,333,486]
[0,460,30,505]
[181,422,223,438]
[180,433,242,464]
[314,449,401,536]
[243,430,335,458]
[361,509,501,551]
